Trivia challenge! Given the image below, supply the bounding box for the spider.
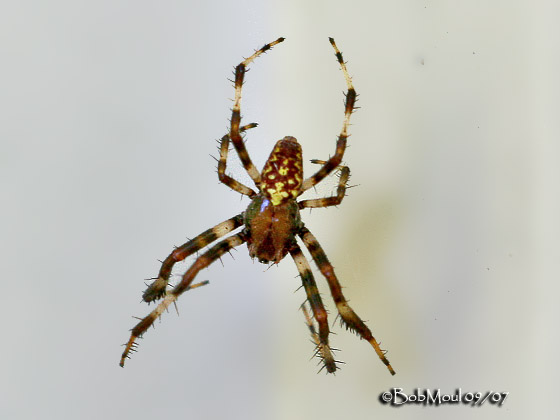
[119,37,395,375]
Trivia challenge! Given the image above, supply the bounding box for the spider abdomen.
[260,136,303,206]
[244,195,301,264]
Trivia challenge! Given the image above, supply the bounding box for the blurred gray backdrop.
[1,1,559,419]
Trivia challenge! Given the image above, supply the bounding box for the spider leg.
[300,302,339,373]
[301,38,356,193]
[230,37,285,187]
[298,159,350,209]
[120,231,248,367]
[290,245,337,373]
[298,226,396,375]
[300,302,320,348]
[218,123,258,197]
[143,214,244,302]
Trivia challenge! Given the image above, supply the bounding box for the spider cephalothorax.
[120,38,395,375]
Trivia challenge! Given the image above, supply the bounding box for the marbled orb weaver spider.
[120,37,395,375]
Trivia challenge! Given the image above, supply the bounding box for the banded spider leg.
[298,227,396,375]
[120,227,247,367]
[229,37,285,185]
[290,245,337,373]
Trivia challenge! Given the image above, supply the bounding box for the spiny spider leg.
[298,159,350,209]
[300,302,320,348]
[298,227,396,375]
[290,245,337,373]
[230,37,285,186]
[300,302,340,372]
[121,232,248,367]
[218,123,258,197]
[301,38,356,193]
[143,214,244,302]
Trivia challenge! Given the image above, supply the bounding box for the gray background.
[1,1,558,419]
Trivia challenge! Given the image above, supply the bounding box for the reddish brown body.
[244,136,303,263]
[244,195,301,263]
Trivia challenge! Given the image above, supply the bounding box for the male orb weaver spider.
[120,37,395,375]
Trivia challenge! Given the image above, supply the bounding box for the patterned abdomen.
[260,136,303,205]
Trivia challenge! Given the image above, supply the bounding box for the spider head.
[259,136,303,206]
